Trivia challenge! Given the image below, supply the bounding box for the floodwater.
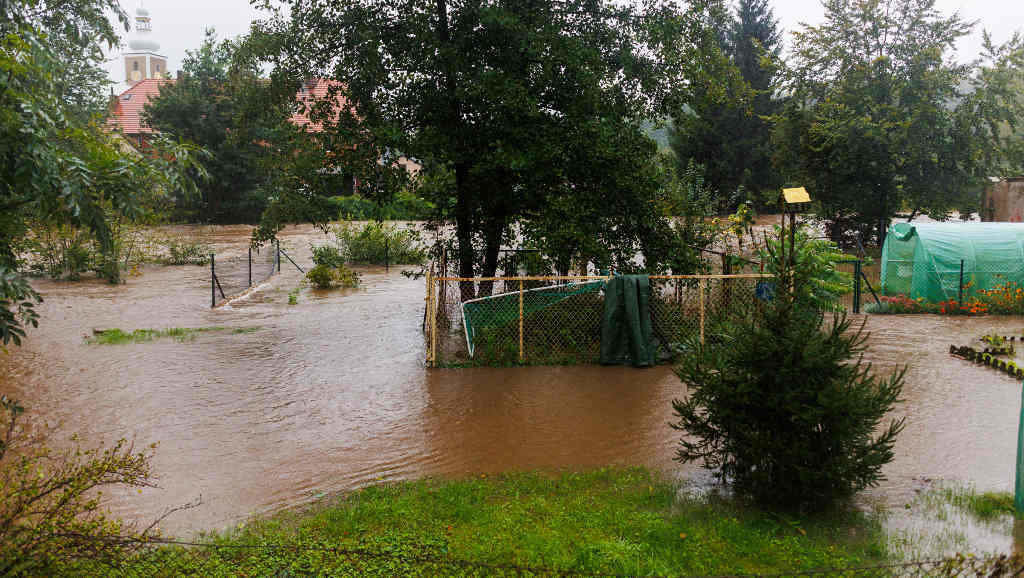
[1,224,1022,554]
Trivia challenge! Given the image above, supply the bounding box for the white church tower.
[123,4,167,85]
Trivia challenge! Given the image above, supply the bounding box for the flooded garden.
[2,224,1023,558]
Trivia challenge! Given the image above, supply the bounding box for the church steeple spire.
[123,3,167,85]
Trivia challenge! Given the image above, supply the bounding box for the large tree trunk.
[478,217,504,297]
[454,164,476,302]
[436,0,476,302]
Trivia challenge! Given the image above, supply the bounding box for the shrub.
[332,222,426,265]
[22,224,95,280]
[672,230,906,511]
[758,229,853,310]
[328,190,434,221]
[311,244,346,269]
[163,239,211,266]
[306,264,360,289]
[0,396,159,574]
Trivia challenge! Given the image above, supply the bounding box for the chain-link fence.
[424,274,772,367]
[835,260,882,313]
[882,255,1024,305]
[210,243,278,307]
[56,538,1024,577]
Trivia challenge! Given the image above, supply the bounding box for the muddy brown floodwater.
[1,224,1021,553]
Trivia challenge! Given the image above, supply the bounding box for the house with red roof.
[107,75,421,181]
[106,78,172,152]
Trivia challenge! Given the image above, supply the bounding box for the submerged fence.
[424,274,771,367]
[210,242,279,307]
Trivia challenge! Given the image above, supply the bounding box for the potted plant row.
[950,345,1024,379]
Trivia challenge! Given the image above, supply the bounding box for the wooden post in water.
[699,278,706,345]
[519,279,525,362]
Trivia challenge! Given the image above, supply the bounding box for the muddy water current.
[1,224,1022,553]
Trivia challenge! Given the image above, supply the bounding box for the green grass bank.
[92,468,891,576]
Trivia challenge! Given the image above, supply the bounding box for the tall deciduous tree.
[248,0,740,285]
[145,30,292,223]
[776,0,1024,246]
[0,1,206,341]
[670,0,782,208]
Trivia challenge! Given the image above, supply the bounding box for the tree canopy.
[670,0,782,209]
[145,30,293,223]
[0,0,206,344]
[248,0,740,282]
[776,0,1024,246]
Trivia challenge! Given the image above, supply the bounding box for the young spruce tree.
[671,230,905,511]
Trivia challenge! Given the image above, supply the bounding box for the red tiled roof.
[107,77,348,137]
[289,79,351,133]
[107,78,173,136]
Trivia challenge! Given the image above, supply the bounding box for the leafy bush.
[672,236,906,511]
[0,397,159,575]
[311,244,345,268]
[759,228,852,310]
[163,239,212,266]
[306,264,360,289]
[328,190,434,221]
[0,268,41,347]
[22,224,95,280]
[332,222,426,265]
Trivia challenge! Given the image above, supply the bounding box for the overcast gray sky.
[103,0,1024,87]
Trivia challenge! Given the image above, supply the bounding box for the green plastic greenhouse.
[881,222,1024,302]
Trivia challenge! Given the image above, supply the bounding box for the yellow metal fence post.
[519,279,524,362]
[699,278,706,345]
[430,276,438,367]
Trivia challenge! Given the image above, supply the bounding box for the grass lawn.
[86,326,260,344]
[96,467,891,576]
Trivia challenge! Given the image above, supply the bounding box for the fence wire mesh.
[425,275,771,367]
[53,540,1024,577]
[881,255,1023,305]
[211,244,277,307]
[834,260,881,313]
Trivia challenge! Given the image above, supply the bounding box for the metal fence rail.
[211,242,279,307]
[424,274,772,367]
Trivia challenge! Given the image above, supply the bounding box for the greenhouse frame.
[880,222,1024,302]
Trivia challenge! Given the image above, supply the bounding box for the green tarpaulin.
[881,222,1024,302]
[600,275,656,367]
[461,280,605,358]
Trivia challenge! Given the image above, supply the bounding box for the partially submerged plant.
[306,264,360,290]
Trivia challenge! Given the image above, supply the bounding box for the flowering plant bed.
[867,294,987,315]
[978,281,1024,315]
